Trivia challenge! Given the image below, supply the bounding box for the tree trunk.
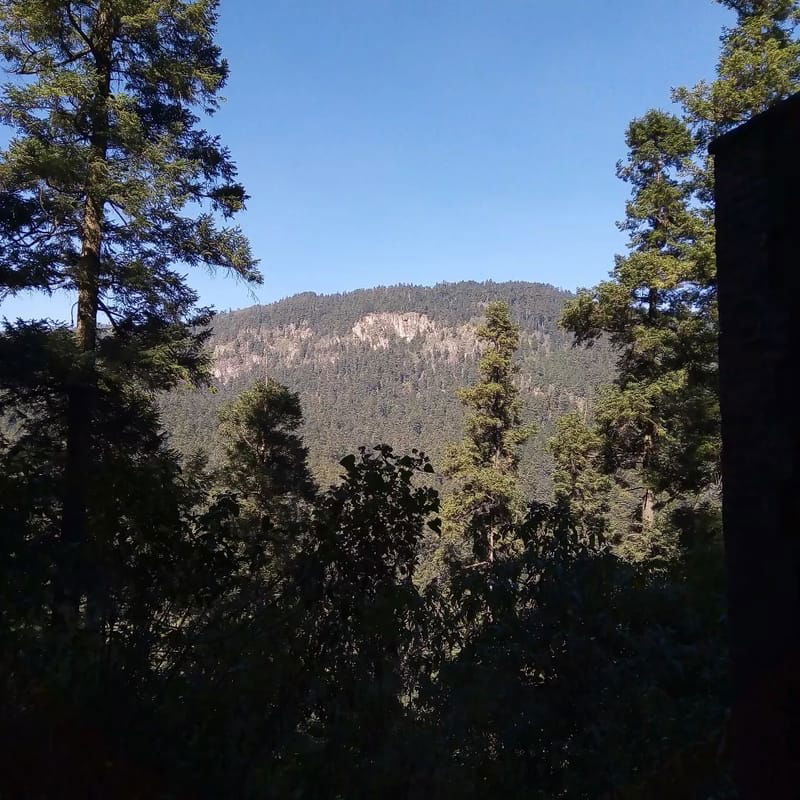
[648,286,658,320]
[641,487,655,530]
[639,431,655,531]
[57,3,113,626]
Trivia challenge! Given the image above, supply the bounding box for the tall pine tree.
[561,0,800,534]
[441,301,534,567]
[217,379,316,569]
[0,0,258,621]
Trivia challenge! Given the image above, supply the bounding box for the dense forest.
[1,0,799,797]
[158,281,616,494]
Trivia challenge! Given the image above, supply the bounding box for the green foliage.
[0,2,262,793]
[0,0,259,328]
[562,0,800,535]
[561,106,718,531]
[674,0,800,147]
[218,378,316,533]
[551,2,800,793]
[0,322,253,796]
[286,446,440,797]
[0,0,259,640]
[441,301,535,567]
[2,318,733,796]
[549,412,612,539]
[0,0,258,386]
[0,323,734,798]
[419,502,732,799]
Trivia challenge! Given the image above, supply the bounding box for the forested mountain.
[159,280,616,494]
[4,0,797,795]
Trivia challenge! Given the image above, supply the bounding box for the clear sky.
[2,0,730,322]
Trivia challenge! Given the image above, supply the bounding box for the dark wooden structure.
[711,94,800,799]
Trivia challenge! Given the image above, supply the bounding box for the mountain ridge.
[159,280,615,494]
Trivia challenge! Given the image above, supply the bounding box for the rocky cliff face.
[211,312,482,376]
[159,281,615,494]
[211,310,561,380]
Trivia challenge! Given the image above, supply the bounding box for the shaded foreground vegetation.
[2,0,800,796]
[0,307,731,799]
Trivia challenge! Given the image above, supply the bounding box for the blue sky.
[2,0,730,321]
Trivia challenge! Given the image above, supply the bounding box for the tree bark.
[640,487,655,530]
[639,431,655,531]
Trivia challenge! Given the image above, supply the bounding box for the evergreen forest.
[2,1,799,797]
[157,280,617,495]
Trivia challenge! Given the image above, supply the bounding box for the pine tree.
[218,379,316,549]
[0,0,258,620]
[562,109,714,531]
[561,0,800,534]
[441,301,534,567]
[675,0,800,148]
[548,412,611,540]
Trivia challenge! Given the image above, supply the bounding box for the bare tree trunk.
[639,431,656,531]
[641,487,655,530]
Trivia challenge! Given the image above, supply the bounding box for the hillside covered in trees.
[2,0,799,797]
[159,280,616,493]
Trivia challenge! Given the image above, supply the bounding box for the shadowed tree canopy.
[219,379,316,511]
